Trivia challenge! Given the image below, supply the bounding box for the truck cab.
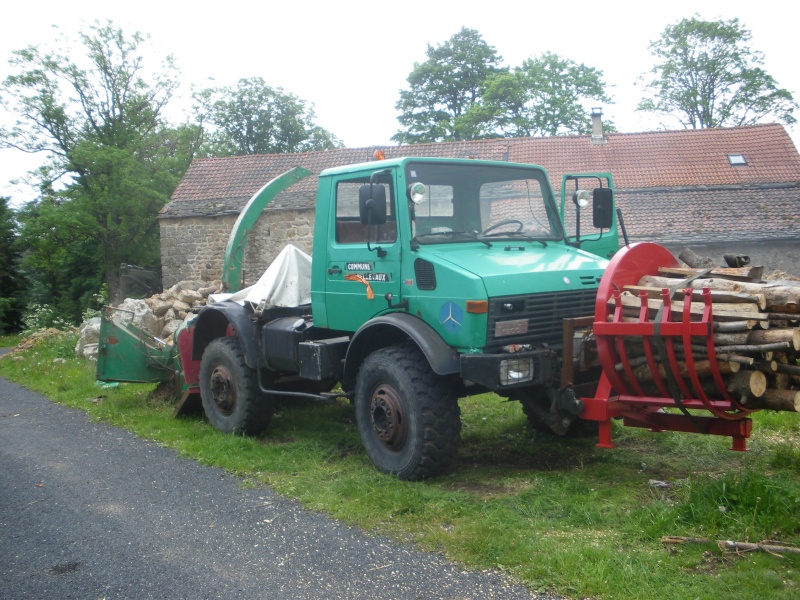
[312,157,612,392]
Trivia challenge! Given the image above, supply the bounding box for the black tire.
[519,387,554,434]
[199,337,273,435]
[520,388,598,438]
[354,345,461,480]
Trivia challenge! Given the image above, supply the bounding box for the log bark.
[678,248,715,268]
[726,370,767,402]
[639,275,800,314]
[658,265,764,281]
[612,294,768,323]
[757,389,800,412]
[768,312,800,321]
[661,536,800,556]
[624,285,766,310]
[704,330,799,350]
[718,354,755,366]
[719,540,800,555]
[747,328,800,351]
[771,372,791,390]
[713,332,750,346]
[624,359,734,387]
[693,342,790,354]
[773,362,800,377]
[713,320,757,332]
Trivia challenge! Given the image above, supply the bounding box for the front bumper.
[459,347,559,391]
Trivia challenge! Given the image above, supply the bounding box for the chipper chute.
[96,305,202,413]
[96,306,179,384]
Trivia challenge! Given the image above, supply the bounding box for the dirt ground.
[664,239,800,278]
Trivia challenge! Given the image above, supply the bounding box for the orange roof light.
[373,149,386,161]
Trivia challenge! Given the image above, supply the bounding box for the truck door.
[325,175,402,332]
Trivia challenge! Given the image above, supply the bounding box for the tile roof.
[616,186,799,244]
[162,124,800,239]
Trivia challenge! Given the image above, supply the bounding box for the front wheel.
[354,345,461,480]
[519,387,597,438]
[199,337,273,435]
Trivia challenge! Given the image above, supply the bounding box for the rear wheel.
[199,337,273,435]
[355,345,460,480]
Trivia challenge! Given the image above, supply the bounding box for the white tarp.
[209,245,312,310]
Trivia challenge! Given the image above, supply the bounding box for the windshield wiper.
[414,230,492,248]
[477,231,547,247]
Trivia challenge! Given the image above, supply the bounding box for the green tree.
[14,195,104,324]
[196,77,341,156]
[0,20,197,308]
[0,197,25,332]
[392,28,506,144]
[481,52,613,137]
[637,16,797,128]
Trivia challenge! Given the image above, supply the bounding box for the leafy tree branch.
[637,16,797,129]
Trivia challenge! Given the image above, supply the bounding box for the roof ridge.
[169,124,800,207]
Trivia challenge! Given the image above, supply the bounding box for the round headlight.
[573,189,590,208]
[408,182,427,204]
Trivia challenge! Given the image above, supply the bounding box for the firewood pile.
[609,255,800,413]
[75,280,222,359]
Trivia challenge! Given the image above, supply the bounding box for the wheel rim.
[209,364,237,416]
[369,383,407,450]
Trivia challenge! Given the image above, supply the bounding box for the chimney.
[590,107,606,145]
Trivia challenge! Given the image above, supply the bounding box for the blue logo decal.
[439,302,463,333]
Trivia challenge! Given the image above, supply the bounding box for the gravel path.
[0,370,544,599]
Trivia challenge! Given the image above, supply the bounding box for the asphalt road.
[0,370,541,600]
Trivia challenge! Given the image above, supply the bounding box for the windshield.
[405,162,563,245]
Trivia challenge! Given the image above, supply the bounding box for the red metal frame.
[582,243,754,451]
[177,325,201,391]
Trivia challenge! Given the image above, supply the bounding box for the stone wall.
[160,208,315,289]
[160,191,799,289]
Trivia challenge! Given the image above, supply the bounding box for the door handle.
[328,267,342,275]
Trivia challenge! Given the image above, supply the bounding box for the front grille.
[486,289,597,351]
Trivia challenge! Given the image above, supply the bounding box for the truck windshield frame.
[405,162,564,245]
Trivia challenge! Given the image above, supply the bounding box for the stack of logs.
[610,262,800,414]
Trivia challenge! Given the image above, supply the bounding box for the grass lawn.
[2,330,799,599]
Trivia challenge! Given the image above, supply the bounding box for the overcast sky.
[1,0,798,205]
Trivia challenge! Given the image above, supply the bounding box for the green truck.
[98,156,618,479]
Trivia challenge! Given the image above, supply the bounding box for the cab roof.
[318,156,548,178]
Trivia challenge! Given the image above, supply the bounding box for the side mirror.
[359,184,387,225]
[592,188,613,229]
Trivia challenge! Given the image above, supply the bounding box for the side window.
[335,180,397,244]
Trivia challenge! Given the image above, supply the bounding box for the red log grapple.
[581,242,755,451]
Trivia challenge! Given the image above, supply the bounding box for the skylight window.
[727,153,747,166]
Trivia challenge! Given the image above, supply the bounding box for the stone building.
[159,122,800,288]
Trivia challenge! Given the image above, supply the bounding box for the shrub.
[22,303,73,335]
